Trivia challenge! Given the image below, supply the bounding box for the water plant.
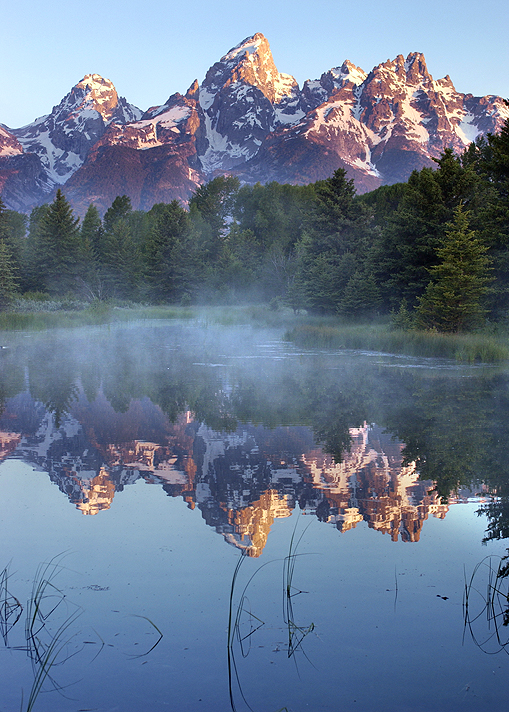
[0,564,23,645]
[282,521,315,661]
[1,555,95,712]
[23,554,85,711]
[463,554,509,655]
[227,521,315,711]
[285,322,509,363]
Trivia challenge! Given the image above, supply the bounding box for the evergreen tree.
[189,176,240,242]
[0,197,9,242]
[102,217,141,300]
[374,150,481,311]
[297,168,369,313]
[144,201,190,301]
[339,270,381,318]
[22,205,49,293]
[78,204,104,299]
[0,240,18,309]
[416,205,492,332]
[0,198,26,282]
[103,195,132,234]
[35,190,80,295]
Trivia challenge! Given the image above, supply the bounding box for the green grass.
[3,299,509,363]
[284,323,509,363]
[0,303,196,331]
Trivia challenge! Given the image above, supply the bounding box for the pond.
[1,318,509,712]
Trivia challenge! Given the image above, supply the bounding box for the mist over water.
[1,318,509,711]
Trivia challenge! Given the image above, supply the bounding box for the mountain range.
[1,33,508,214]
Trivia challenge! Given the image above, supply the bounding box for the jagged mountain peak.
[370,52,433,88]
[201,32,298,106]
[0,124,23,157]
[71,74,120,122]
[223,32,269,63]
[2,35,509,213]
[324,60,368,92]
[9,74,142,189]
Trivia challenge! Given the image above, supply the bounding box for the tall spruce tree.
[374,150,480,311]
[416,205,492,332]
[36,190,80,295]
[0,240,18,310]
[78,204,103,299]
[297,168,370,313]
[144,201,190,302]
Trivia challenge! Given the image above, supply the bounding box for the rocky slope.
[0,75,141,210]
[1,34,508,212]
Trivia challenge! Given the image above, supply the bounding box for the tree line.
[1,103,508,332]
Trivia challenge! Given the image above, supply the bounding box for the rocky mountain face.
[1,34,508,212]
[0,75,141,210]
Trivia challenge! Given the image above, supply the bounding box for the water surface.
[1,319,509,711]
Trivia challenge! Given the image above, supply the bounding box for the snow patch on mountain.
[456,114,481,144]
[11,74,141,185]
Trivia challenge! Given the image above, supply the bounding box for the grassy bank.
[284,322,509,363]
[0,303,196,331]
[2,300,509,363]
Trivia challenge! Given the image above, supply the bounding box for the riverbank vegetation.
[1,104,509,358]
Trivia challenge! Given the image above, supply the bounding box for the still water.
[1,319,509,711]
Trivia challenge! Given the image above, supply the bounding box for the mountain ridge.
[1,34,508,213]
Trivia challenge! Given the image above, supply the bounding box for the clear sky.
[2,0,508,129]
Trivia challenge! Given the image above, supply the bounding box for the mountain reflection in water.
[2,321,509,712]
[1,390,453,555]
[0,320,505,552]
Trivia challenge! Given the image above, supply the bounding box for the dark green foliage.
[339,270,381,318]
[296,168,371,314]
[234,181,314,254]
[0,198,26,284]
[374,150,482,310]
[356,182,408,223]
[0,240,18,309]
[144,201,190,302]
[103,195,132,234]
[416,206,492,332]
[78,204,103,299]
[5,114,509,332]
[34,190,81,295]
[102,217,141,300]
[189,175,240,241]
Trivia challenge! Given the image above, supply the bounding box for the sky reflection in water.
[1,320,509,712]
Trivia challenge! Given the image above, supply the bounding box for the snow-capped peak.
[72,74,120,122]
[330,61,368,88]
[223,32,266,63]
[201,33,298,105]
[10,75,142,187]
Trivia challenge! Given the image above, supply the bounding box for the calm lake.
[1,318,509,712]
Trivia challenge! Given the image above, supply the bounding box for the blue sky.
[2,0,508,128]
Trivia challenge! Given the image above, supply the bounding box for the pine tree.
[297,169,369,313]
[339,270,381,318]
[416,205,492,332]
[0,240,18,310]
[36,190,80,295]
[102,218,141,300]
[144,201,190,301]
[189,176,240,242]
[374,151,482,311]
[78,204,104,299]
[103,195,132,234]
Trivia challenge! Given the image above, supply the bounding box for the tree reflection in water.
[1,322,509,551]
